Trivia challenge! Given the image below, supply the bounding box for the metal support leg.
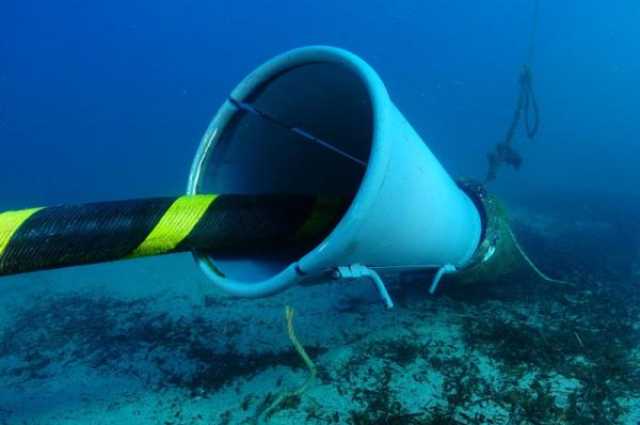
[333,264,394,309]
[429,264,456,295]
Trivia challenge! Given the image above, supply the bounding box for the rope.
[505,225,575,287]
[524,0,541,139]
[229,97,368,167]
[523,71,540,138]
[485,0,541,183]
[527,0,540,65]
[259,305,317,422]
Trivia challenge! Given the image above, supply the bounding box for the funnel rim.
[187,45,393,297]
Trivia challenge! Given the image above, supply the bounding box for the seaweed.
[363,338,428,366]
[348,366,427,425]
[0,293,327,396]
[460,278,640,424]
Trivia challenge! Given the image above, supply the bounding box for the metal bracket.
[332,264,394,309]
[429,264,457,295]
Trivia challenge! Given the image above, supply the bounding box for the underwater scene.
[1,1,639,424]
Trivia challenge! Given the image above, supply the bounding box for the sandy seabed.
[0,208,639,425]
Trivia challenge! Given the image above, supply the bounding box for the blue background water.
[1,3,640,423]
[2,1,639,214]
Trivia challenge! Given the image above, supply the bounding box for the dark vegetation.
[0,294,325,397]
[0,212,638,424]
[333,210,640,425]
[462,277,640,424]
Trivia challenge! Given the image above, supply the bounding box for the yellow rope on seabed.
[261,305,317,421]
[285,306,318,382]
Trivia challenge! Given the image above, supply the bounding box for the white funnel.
[187,46,482,298]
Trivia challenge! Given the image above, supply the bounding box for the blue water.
[1,1,639,424]
[2,1,639,208]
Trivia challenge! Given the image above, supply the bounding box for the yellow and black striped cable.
[0,194,348,277]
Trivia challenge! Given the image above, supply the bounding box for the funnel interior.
[197,62,374,281]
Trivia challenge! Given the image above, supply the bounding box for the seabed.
[0,204,638,425]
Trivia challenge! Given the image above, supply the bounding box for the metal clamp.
[333,264,394,309]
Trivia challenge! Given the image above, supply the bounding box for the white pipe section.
[187,46,482,298]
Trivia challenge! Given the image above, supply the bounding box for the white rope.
[505,224,575,287]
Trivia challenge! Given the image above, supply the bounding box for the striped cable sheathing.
[0,194,348,277]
